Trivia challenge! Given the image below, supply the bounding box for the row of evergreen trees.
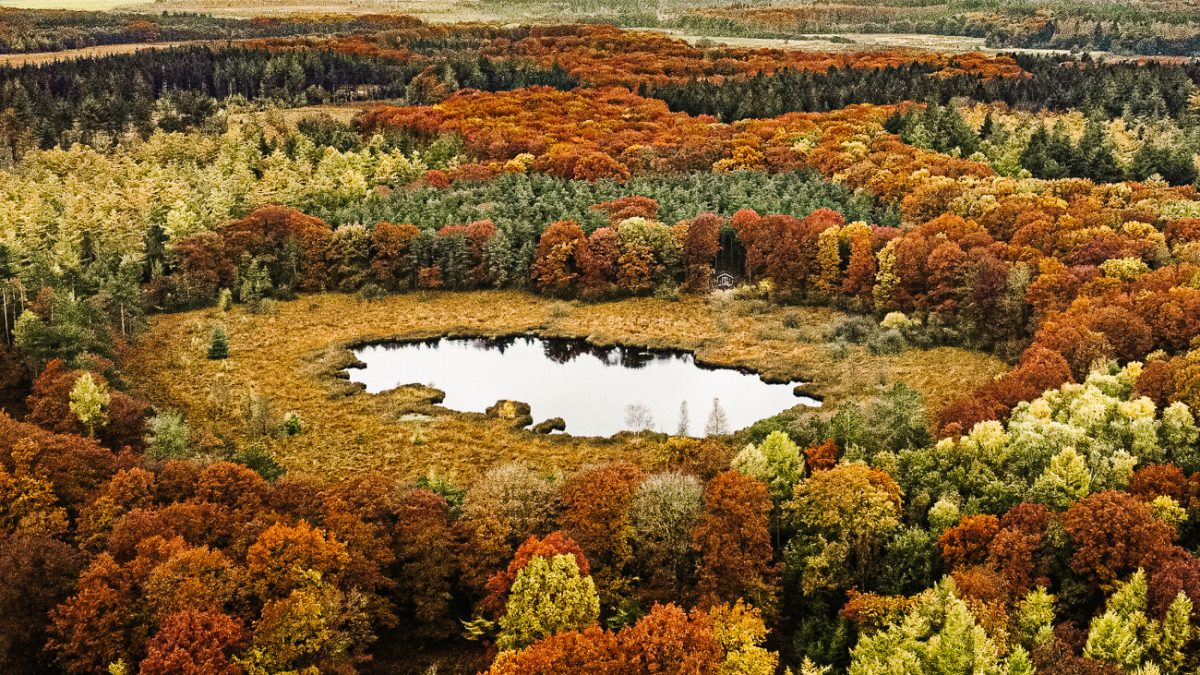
[653,55,1200,122]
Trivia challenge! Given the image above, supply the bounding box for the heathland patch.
[123,290,1005,481]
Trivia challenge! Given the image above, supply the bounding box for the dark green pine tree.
[208,325,229,360]
[1020,124,1052,178]
[1075,115,1123,183]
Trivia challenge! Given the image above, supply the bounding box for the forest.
[3,9,1200,675]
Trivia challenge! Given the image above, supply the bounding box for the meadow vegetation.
[124,290,1005,480]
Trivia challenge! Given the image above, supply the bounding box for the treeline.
[653,54,1200,121]
[141,188,877,313]
[0,45,573,153]
[0,8,423,54]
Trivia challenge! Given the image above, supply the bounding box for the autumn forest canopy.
[5,4,1200,675]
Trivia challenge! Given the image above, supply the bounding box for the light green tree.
[630,472,703,597]
[496,554,600,651]
[1028,448,1091,510]
[1004,647,1035,675]
[237,580,372,675]
[709,600,779,675]
[848,578,1021,675]
[927,496,962,534]
[1013,587,1056,650]
[1084,569,1195,673]
[1149,495,1188,530]
[733,431,805,503]
[1160,402,1200,473]
[69,372,110,438]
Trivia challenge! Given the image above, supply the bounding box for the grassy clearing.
[123,291,1006,483]
[658,29,1088,57]
[125,0,499,21]
[0,40,196,67]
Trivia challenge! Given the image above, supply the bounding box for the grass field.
[0,40,196,66]
[661,29,1081,56]
[123,291,1006,484]
[3,0,150,7]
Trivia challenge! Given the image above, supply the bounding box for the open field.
[3,0,149,7]
[123,290,1007,483]
[115,0,497,20]
[0,39,195,66]
[660,29,1083,56]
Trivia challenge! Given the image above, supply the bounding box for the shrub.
[282,411,303,436]
[830,316,877,343]
[867,328,907,355]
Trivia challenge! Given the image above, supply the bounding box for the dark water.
[349,336,819,437]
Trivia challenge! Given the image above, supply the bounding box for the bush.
[234,444,286,481]
[357,283,387,302]
[830,316,877,343]
[282,411,302,436]
[868,328,908,355]
[653,281,680,301]
[145,411,191,460]
[829,340,850,361]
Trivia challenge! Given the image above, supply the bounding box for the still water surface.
[350,336,818,437]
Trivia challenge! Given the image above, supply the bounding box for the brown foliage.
[25,359,150,452]
[532,220,588,296]
[804,440,838,473]
[938,514,1001,570]
[392,489,456,636]
[579,227,621,299]
[221,206,335,292]
[139,610,244,675]
[560,462,643,597]
[683,213,721,294]
[1148,554,1200,622]
[163,232,236,309]
[0,410,116,510]
[1128,464,1190,503]
[984,502,1052,596]
[370,221,421,290]
[1063,490,1177,584]
[1135,357,1179,408]
[594,196,659,225]
[0,534,85,675]
[485,602,724,674]
[839,589,915,632]
[245,521,350,601]
[617,603,723,673]
[692,471,778,618]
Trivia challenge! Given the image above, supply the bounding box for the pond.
[349,336,819,437]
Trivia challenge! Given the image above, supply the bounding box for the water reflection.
[349,336,819,437]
